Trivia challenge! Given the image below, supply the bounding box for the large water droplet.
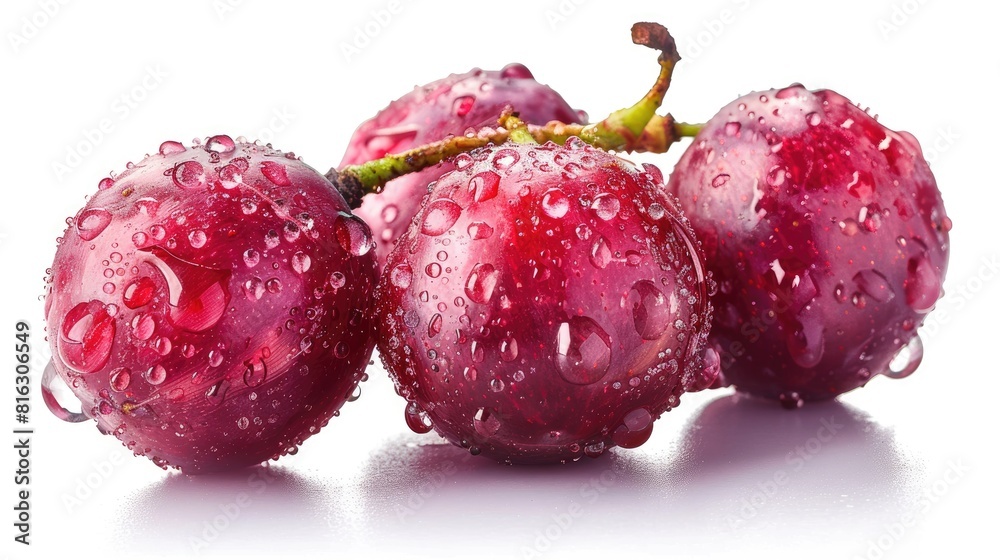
[404,402,433,433]
[453,95,475,117]
[122,276,156,309]
[41,360,88,423]
[628,280,674,340]
[468,171,500,203]
[465,263,499,304]
[711,174,731,188]
[474,407,501,437]
[158,140,186,156]
[492,149,519,170]
[144,246,231,332]
[243,359,268,387]
[110,367,131,392]
[589,236,612,269]
[334,212,374,256]
[206,134,236,153]
[59,301,116,373]
[853,269,895,303]
[885,335,923,379]
[291,251,311,274]
[76,209,113,241]
[542,188,570,218]
[144,364,167,385]
[904,254,941,313]
[555,317,612,385]
[172,160,206,189]
[591,194,620,220]
[500,337,518,361]
[260,160,291,186]
[421,199,462,237]
[390,264,412,288]
[467,221,494,240]
[205,380,230,405]
[611,408,653,448]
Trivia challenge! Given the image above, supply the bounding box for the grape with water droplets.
[338,64,585,267]
[375,138,717,463]
[44,136,378,472]
[665,85,950,405]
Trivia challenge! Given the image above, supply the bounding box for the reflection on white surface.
[109,388,926,558]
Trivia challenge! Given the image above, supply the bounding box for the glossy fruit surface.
[666,85,950,405]
[44,136,378,472]
[375,139,717,462]
[340,64,585,267]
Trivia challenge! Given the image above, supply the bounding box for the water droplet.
[265,278,282,293]
[492,149,519,170]
[904,254,941,313]
[589,236,612,269]
[453,95,475,117]
[428,313,443,338]
[591,194,620,220]
[188,229,207,248]
[110,367,131,392]
[853,269,895,303]
[647,203,666,220]
[102,282,116,294]
[489,377,505,392]
[242,248,261,268]
[208,350,225,367]
[711,173,731,188]
[172,160,206,189]
[474,407,501,436]
[468,171,501,203]
[132,232,149,247]
[218,163,243,189]
[611,408,653,448]
[628,280,673,340]
[390,264,413,288]
[129,313,155,342]
[404,402,433,434]
[787,318,824,369]
[264,229,280,249]
[584,441,605,458]
[454,153,473,170]
[381,204,399,224]
[500,337,518,361]
[260,160,291,186]
[347,385,362,402]
[205,380,229,405]
[766,166,786,187]
[159,140,186,156]
[145,364,167,385]
[329,271,346,290]
[76,209,113,241]
[725,121,742,136]
[59,300,115,373]
[144,246,231,332]
[334,212,374,256]
[885,335,923,379]
[467,221,494,240]
[154,336,172,356]
[555,317,612,385]
[291,251,311,274]
[806,112,822,126]
[243,359,267,387]
[463,366,478,382]
[465,263,499,303]
[243,277,265,300]
[206,134,236,153]
[237,416,250,430]
[425,262,442,278]
[542,188,570,218]
[779,392,804,410]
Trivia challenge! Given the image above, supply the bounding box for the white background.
[2,1,997,559]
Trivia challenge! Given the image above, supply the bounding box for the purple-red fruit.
[44,136,378,472]
[339,64,585,267]
[666,85,950,405]
[375,139,717,463]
